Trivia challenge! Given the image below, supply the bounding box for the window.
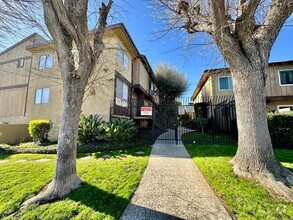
[17,59,25,68]
[35,88,50,104]
[39,54,53,69]
[117,44,129,68]
[279,70,293,86]
[219,76,233,90]
[278,105,293,113]
[116,78,129,107]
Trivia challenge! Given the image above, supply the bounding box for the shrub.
[180,112,191,124]
[78,115,104,144]
[28,119,52,144]
[104,119,137,145]
[182,120,196,129]
[267,112,293,149]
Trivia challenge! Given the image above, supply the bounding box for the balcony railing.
[110,100,153,119]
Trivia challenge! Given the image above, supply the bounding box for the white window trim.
[17,58,25,68]
[115,77,129,107]
[277,105,293,112]
[218,75,233,91]
[278,69,293,87]
[117,44,129,69]
[39,53,54,70]
[35,88,50,104]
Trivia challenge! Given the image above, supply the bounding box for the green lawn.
[0,147,151,219]
[184,143,293,219]
[182,130,237,144]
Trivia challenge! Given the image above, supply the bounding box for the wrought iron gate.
[149,96,237,145]
[153,104,179,144]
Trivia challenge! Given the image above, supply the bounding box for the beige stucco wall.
[193,77,213,103]
[266,100,293,112]
[112,37,132,83]
[0,37,34,62]
[211,72,234,97]
[133,58,140,85]
[0,58,31,87]
[139,61,149,91]
[206,64,293,98]
[0,124,29,144]
[266,64,293,97]
[0,87,27,117]
[0,28,141,142]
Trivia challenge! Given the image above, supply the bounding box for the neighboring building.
[192,61,293,113]
[0,23,157,141]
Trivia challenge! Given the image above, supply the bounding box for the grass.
[184,143,293,219]
[0,147,151,219]
[182,131,237,144]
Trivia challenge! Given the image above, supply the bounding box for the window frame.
[17,58,25,68]
[218,76,233,91]
[115,77,129,107]
[117,44,129,69]
[39,53,54,70]
[278,69,293,86]
[34,88,50,104]
[277,105,293,112]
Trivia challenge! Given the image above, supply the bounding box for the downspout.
[23,56,33,116]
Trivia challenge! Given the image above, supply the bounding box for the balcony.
[110,100,153,119]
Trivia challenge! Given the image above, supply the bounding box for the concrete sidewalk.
[120,140,231,220]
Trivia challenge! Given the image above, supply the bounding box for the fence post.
[174,104,178,145]
[152,104,156,144]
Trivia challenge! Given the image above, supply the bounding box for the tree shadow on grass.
[67,182,129,219]
[93,147,150,160]
[0,147,14,159]
[274,150,293,164]
[185,145,237,158]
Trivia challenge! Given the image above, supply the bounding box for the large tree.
[155,63,188,103]
[20,0,113,206]
[152,0,293,201]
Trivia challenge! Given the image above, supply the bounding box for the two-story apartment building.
[0,23,156,142]
[192,61,293,113]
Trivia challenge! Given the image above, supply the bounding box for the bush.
[28,119,52,144]
[104,119,137,145]
[267,112,293,149]
[180,112,191,124]
[78,115,104,144]
[182,120,196,129]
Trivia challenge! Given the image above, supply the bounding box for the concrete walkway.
[121,134,231,220]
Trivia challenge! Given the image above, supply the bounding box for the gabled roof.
[191,68,228,101]
[191,60,293,101]
[26,23,140,57]
[0,33,47,56]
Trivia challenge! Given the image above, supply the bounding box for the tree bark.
[230,64,293,202]
[20,0,113,208]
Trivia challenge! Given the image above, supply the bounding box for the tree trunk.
[230,65,293,202]
[21,81,85,207]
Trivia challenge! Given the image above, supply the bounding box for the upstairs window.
[17,59,25,68]
[39,54,53,69]
[35,88,50,104]
[279,70,293,86]
[117,44,129,68]
[219,76,233,90]
[116,78,129,107]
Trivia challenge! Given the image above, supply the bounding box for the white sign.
[178,105,195,115]
[141,107,152,116]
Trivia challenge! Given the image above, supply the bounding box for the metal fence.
[110,96,238,145]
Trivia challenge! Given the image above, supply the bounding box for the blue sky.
[113,1,293,96]
[2,1,292,97]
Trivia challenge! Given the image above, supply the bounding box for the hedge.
[267,111,293,149]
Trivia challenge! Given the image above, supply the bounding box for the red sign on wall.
[141,107,152,116]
